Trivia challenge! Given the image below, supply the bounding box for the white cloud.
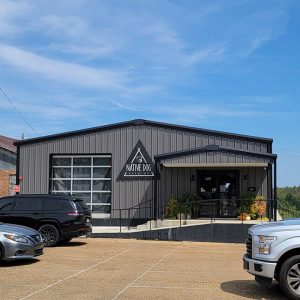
[236,9,289,57]
[0,43,126,89]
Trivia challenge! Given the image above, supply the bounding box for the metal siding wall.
[162,152,269,165]
[19,124,271,218]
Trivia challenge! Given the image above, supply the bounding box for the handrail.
[110,198,153,211]
[278,200,300,219]
[109,198,275,234]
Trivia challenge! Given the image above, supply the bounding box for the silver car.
[0,223,44,261]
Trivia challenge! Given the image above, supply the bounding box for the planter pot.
[239,213,250,221]
[177,213,186,220]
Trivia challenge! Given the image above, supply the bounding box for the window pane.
[92,205,111,213]
[72,192,91,204]
[73,180,91,191]
[73,158,91,166]
[93,180,111,191]
[93,167,111,178]
[15,198,37,210]
[53,180,71,191]
[53,157,71,166]
[0,198,14,212]
[93,157,111,166]
[92,193,111,204]
[52,192,70,195]
[73,167,91,178]
[53,168,71,178]
[43,199,70,211]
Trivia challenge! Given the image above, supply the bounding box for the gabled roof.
[154,144,277,162]
[14,119,273,147]
[0,135,17,153]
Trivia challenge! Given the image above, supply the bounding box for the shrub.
[165,197,178,219]
[250,195,266,218]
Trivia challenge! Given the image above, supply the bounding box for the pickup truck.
[243,219,300,300]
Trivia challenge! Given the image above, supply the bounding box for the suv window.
[14,198,37,211]
[73,200,87,211]
[41,199,71,211]
[0,198,14,212]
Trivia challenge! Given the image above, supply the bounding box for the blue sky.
[0,0,299,187]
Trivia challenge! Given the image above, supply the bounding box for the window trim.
[49,154,112,216]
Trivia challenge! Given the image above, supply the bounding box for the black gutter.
[15,145,20,194]
[274,158,277,221]
[154,145,277,161]
[13,119,273,147]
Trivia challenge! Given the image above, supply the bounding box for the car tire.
[39,224,60,247]
[279,255,300,300]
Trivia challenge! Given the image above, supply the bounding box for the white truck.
[244,219,300,299]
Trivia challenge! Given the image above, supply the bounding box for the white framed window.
[50,155,112,218]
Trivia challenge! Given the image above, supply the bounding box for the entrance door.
[197,170,239,217]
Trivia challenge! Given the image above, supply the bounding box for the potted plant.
[250,195,266,221]
[237,193,255,220]
[165,197,178,219]
[177,193,201,219]
[236,206,251,220]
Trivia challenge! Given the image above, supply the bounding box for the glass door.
[197,170,239,218]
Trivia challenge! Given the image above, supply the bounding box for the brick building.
[0,135,17,197]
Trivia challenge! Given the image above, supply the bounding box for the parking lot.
[0,238,286,300]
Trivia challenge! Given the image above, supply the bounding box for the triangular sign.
[118,140,155,180]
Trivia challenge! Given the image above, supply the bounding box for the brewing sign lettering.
[118,140,155,180]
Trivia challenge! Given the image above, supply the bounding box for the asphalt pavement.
[0,238,287,300]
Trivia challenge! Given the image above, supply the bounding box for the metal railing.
[278,201,300,219]
[110,198,154,233]
[109,198,275,234]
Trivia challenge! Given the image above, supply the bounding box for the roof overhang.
[162,163,269,168]
[14,119,273,146]
[155,145,277,162]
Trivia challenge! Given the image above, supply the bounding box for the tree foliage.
[278,186,300,218]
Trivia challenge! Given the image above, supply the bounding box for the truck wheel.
[39,224,60,247]
[280,255,300,300]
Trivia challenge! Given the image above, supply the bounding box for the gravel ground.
[0,238,287,300]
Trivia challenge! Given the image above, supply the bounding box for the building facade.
[14,119,277,224]
[0,135,17,197]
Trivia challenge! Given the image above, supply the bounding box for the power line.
[0,87,39,136]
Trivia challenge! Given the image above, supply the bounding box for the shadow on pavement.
[221,280,286,300]
[0,258,40,268]
[57,241,87,247]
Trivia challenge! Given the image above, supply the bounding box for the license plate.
[243,259,249,270]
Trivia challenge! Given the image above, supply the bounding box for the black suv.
[0,194,92,246]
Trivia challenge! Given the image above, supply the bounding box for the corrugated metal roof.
[0,135,17,153]
[14,119,273,146]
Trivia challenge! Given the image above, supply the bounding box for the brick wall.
[0,169,16,197]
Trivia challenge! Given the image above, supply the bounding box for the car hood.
[249,219,300,235]
[0,223,39,236]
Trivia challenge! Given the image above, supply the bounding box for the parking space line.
[130,285,221,290]
[18,246,136,300]
[111,243,183,300]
